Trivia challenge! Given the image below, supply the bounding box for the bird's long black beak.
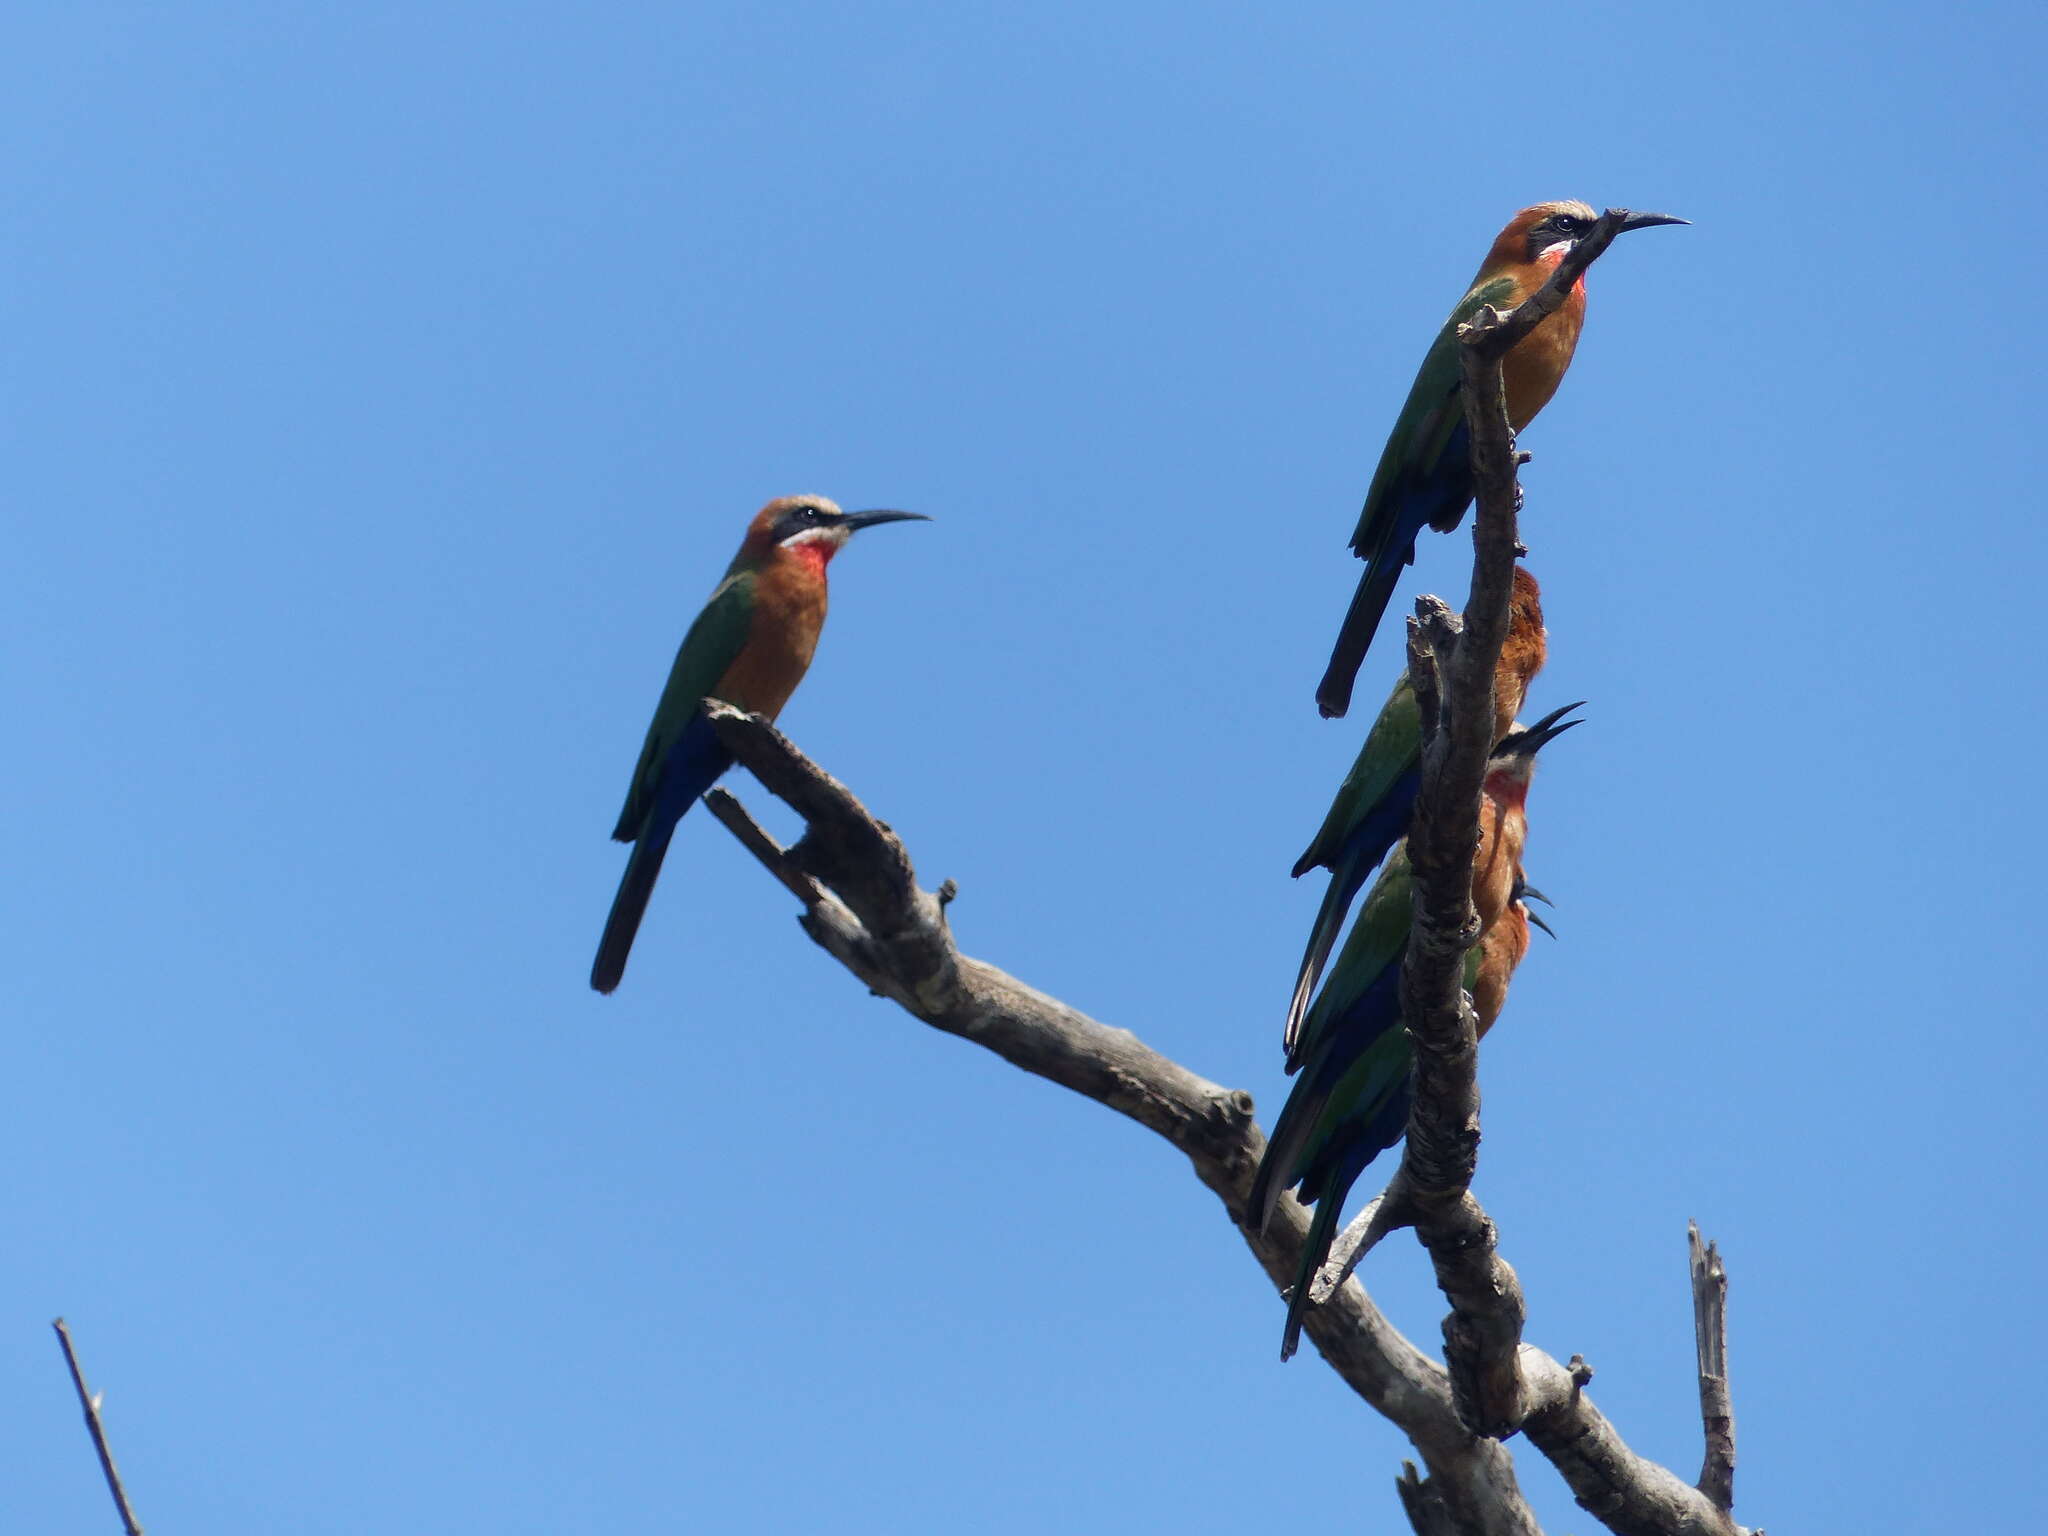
[1614,209,1689,232]
[1524,905,1559,939]
[1493,701,1586,759]
[841,509,931,532]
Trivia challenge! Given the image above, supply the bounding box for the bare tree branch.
[1400,1458,1480,1536]
[1690,1224,1736,1511]
[1359,205,1670,1444]
[1373,300,1532,1442]
[700,702,1544,1536]
[1310,1191,1398,1303]
[52,1318,145,1536]
[698,703,1754,1536]
[1521,1349,1744,1536]
[1356,217,1748,1531]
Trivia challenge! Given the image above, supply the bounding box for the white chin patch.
[783,526,850,550]
[1538,240,1574,261]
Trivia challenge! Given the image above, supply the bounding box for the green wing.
[1293,844,1415,1066]
[1348,274,1521,552]
[1290,888,1489,1196]
[610,570,759,841]
[1293,1025,1413,1202]
[1295,675,1422,875]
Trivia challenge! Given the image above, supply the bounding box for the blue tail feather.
[1280,1187,1344,1361]
[1318,419,1479,716]
[1277,1070,1414,1359]
[590,716,735,994]
[1285,770,1421,1064]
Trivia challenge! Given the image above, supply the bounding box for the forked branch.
[699,703,1750,1536]
[701,706,1542,1536]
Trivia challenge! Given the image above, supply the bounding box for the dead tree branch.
[1520,1348,1745,1536]
[701,704,1542,1536]
[1354,205,1676,1445]
[699,703,1752,1536]
[1690,1224,1736,1511]
[52,1318,145,1536]
[1362,250,1538,1444]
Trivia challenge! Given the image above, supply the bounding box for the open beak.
[1493,700,1586,759]
[1514,882,1557,937]
[842,509,932,532]
[1614,209,1689,233]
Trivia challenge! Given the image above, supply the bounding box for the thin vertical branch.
[1690,1224,1736,1510]
[52,1318,145,1536]
[1380,314,1529,1440]
[1398,1459,1477,1536]
[1370,207,1665,1442]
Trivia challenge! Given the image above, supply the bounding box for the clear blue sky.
[5,3,2037,1531]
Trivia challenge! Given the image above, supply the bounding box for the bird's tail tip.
[1319,557,1409,717]
[1282,968,1318,1070]
[1280,1275,1311,1362]
[589,950,627,994]
[1315,673,1354,719]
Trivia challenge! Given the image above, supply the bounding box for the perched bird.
[1249,708,1578,1359]
[1286,568,1548,1059]
[591,495,928,994]
[1316,201,1684,717]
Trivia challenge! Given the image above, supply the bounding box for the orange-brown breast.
[1471,793,1526,934]
[1472,904,1532,1040]
[1471,204,1594,429]
[1500,269,1585,430]
[1492,567,1548,743]
[712,546,830,721]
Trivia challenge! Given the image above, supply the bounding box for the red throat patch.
[1482,767,1531,808]
[785,537,840,576]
